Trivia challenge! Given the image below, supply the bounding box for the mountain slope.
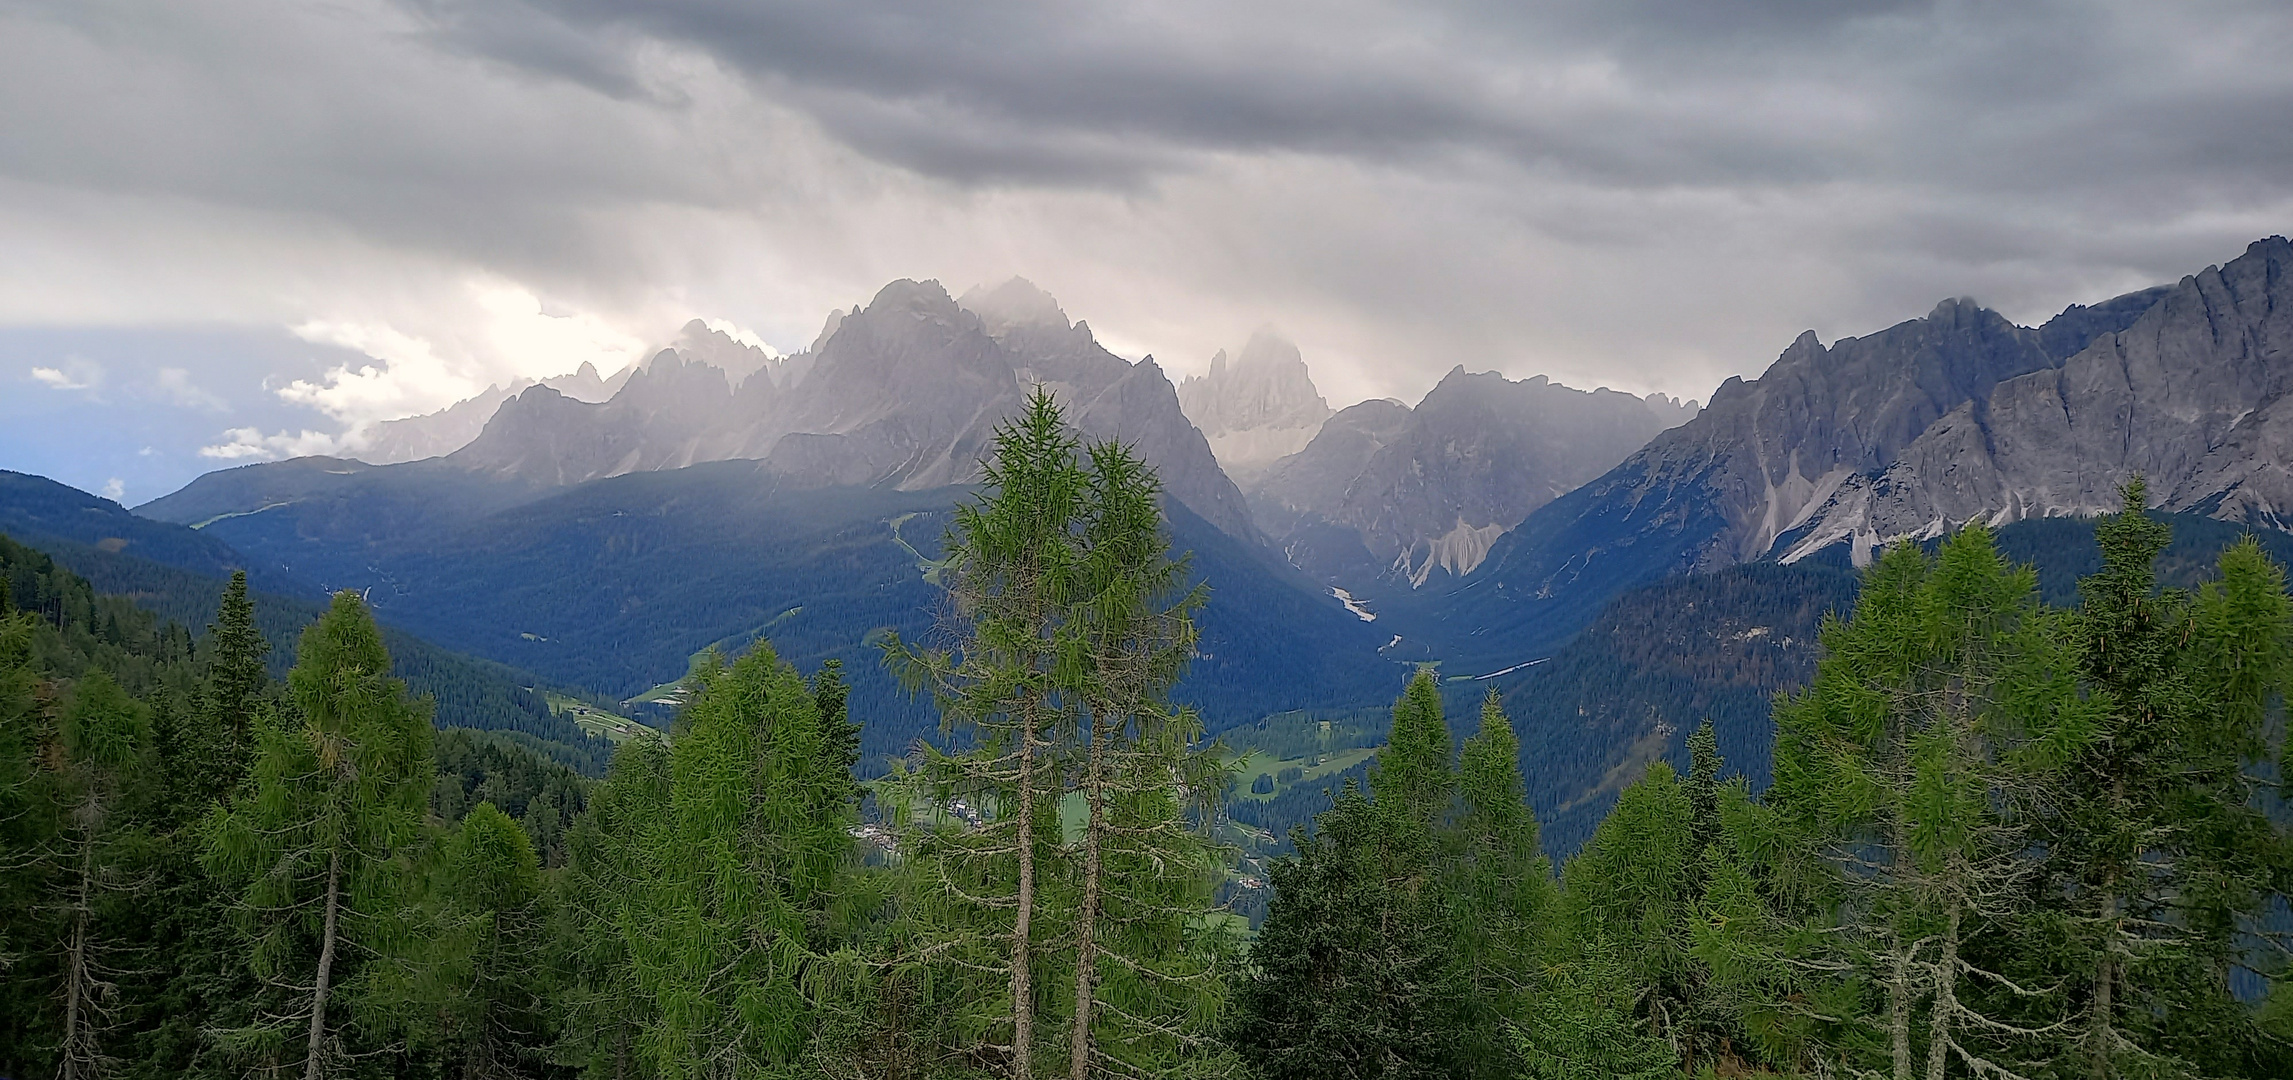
[1410,255,2207,669]
[142,458,1398,770]
[1248,369,1692,595]
[0,473,619,772]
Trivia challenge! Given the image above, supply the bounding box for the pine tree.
[203,591,436,1080]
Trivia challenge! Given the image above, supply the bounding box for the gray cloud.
[0,0,2290,462]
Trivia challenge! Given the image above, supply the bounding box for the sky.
[5,0,2293,505]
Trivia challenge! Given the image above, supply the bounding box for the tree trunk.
[2089,893,2117,1080]
[1926,901,1960,1080]
[1890,939,1914,1080]
[1069,707,1112,1080]
[60,816,97,1080]
[306,847,343,1080]
[1010,707,1038,1080]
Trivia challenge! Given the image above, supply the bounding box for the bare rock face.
[1176,330,1335,484]
[1454,237,2293,662]
[354,362,627,465]
[1248,369,1688,588]
[1774,237,2293,560]
[444,277,1263,541]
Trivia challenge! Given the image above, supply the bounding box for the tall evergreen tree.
[1449,691,1552,1079]
[2053,482,2293,1078]
[203,591,436,1080]
[1062,438,1232,1079]
[1768,528,2095,1080]
[885,388,1088,1080]
[44,672,156,1080]
[626,643,856,1075]
[552,737,670,1080]
[1231,672,1467,1079]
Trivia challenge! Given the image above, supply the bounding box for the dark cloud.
[0,0,2290,458]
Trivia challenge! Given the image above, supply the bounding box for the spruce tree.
[204,570,267,752]
[1232,672,1467,1079]
[203,591,436,1080]
[45,673,156,1080]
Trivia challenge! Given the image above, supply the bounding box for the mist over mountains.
[12,235,2293,839]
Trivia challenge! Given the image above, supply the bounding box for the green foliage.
[203,591,437,1079]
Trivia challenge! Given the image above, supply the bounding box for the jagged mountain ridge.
[1249,368,1697,589]
[357,362,629,465]
[1417,236,2292,670]
[446,278,1261,541]
[1176,330,1334,485]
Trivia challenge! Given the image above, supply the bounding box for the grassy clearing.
[544,691,656,743]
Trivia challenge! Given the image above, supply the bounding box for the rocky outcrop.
[355,362,627,465]
[1443,237,2291,672]
[1176,331,1334,484]
[1775,237,2293,560]
[443,277,1263,541]
[1248,369,1689,588]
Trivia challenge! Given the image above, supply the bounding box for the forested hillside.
[7,398,2293,1080]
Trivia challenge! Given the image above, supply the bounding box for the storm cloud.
[4,0,2292,497]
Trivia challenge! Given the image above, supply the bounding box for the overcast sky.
[6,0,2293,503]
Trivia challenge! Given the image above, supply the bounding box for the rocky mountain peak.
[669,319,778,389]
[1175,329,1334,485]
[958,277,1072,334]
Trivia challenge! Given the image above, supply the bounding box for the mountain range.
[10,235,2293,839]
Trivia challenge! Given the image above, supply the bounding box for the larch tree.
[2055,482,2293,1078]
[1063,438,1233,1079]
[627,643,856,1076]
[884,387,1088,1080]
[1768,527,2096,1080]
[1448,690,1551,1079]
[203,590,436,1080]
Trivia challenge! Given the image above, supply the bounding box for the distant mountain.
[1176,330,1333,485]
[435,277,1262,541]
[357,362,629,465]
[1248,369,1695,590]
[1415,237,2288,670]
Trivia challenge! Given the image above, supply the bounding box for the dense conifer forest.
[6,401,2293,1079]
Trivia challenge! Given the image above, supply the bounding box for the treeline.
[1229,482,2293,1079]
[20,532,615,775]
[10,392,2293,1080]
